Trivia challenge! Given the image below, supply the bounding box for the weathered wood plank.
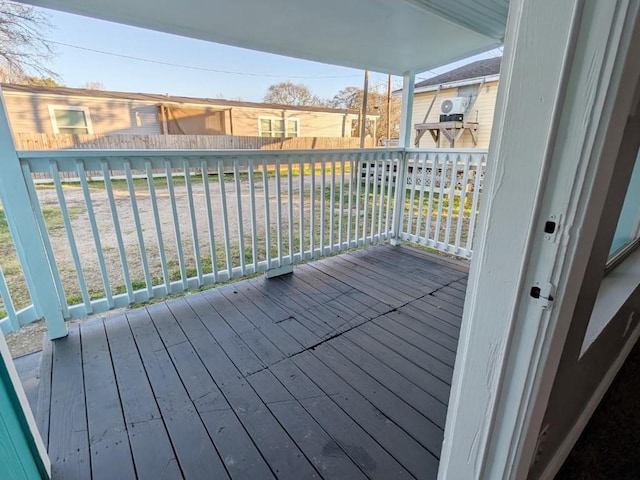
[343,328,451,405]
[184,294,265,376]
[81,319,136,480]
[217,283,303,356]
[35,338,53,449]
[127,308,230,479]
[329,335,448,428]
[172,296,321,479]
[312,342,445,457]
[203,288,286,366]
[397,303,460,339]
[291,351,439,478]
[229,280,321,347]
[248,371,369,479]
[49,327,91,479]
[358,321,454,385]
[104,314,182,480]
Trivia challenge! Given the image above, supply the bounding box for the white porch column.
[0,90,67,339]
[439,1,640,479]
[398,71,415,149]
[391,71,414,245]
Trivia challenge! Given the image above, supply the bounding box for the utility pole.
[360,70,369,148]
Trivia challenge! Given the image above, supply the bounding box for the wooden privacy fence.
[15,133,374,151]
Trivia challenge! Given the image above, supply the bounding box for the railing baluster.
[102,162,134,303]
[338,157,345,249]
[274,157,283,266]
[165,160,187,290]
[377,153,388,241]
[287,158,294,262]
[200,159,218,283]
[145,160,171,295]
[361,157,371,244]
[369,154,379,242]
[406,152,419,238]
[455,155,472,254]
[310,158,316,256]
[320,157,326,254]
[354,154,362,246]
[124,160,152,299]
[248,162,258,272]
[262,157,272,269]
[443,156,457,249]
[217,159,233,276]
[78,160,113,307]
[233,159,246,275]
[299,159,305,257]
[0,268,18,331]
[183,159,203,285]
[329,155,336,252]
[424,154,438,243]
[50,161,92,313]
[434,155,448,245]
[384,153,395,237]
[466,154,485,254]
[21,163,69,318]
[201,159,219,282]
[346,157,354,247]
[414,152,429,242]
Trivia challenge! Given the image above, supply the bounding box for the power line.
[50,40,363,79]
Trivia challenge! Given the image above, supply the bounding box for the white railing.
[0,148,401,334]
[0,146,488,336]
[399,149,487,258]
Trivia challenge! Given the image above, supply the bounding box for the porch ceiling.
[20,0,508,75]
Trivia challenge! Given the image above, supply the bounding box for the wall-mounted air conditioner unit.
[439,97,468,122]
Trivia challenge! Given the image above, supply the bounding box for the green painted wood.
[0,355,48,480]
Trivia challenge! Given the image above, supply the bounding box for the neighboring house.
[1,83,360,139]
[408,57,501,148]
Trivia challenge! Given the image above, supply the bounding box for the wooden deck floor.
[34,245,468,480]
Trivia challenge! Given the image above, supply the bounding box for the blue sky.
[42,8,502,103]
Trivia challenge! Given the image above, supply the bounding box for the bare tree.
[331,85,401,142]
[81,80,105,90]
[263,81,324,107]
[0,1,56,82]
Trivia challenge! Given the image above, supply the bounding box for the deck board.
[36,245,468,479]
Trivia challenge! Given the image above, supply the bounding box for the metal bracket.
[543,213,563,243]
[530,282,556,309]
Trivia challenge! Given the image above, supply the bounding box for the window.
[258,117,298,137]
[48,106,93,134]
[607,147,640,266]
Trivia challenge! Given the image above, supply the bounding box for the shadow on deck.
[32,244,468,479]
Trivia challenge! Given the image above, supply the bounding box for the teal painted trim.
[0,358,49,479]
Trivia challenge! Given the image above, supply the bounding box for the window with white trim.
[49,106,93,134]
[258,117,299,137]
[607,146,640,267]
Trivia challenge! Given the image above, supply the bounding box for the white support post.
[390,71,414,246]
[0,88,66,339]
[439,1,640,479]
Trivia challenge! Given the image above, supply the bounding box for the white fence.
[399,149,487,258]
[0,147,487,335]
[0,148,401,334]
